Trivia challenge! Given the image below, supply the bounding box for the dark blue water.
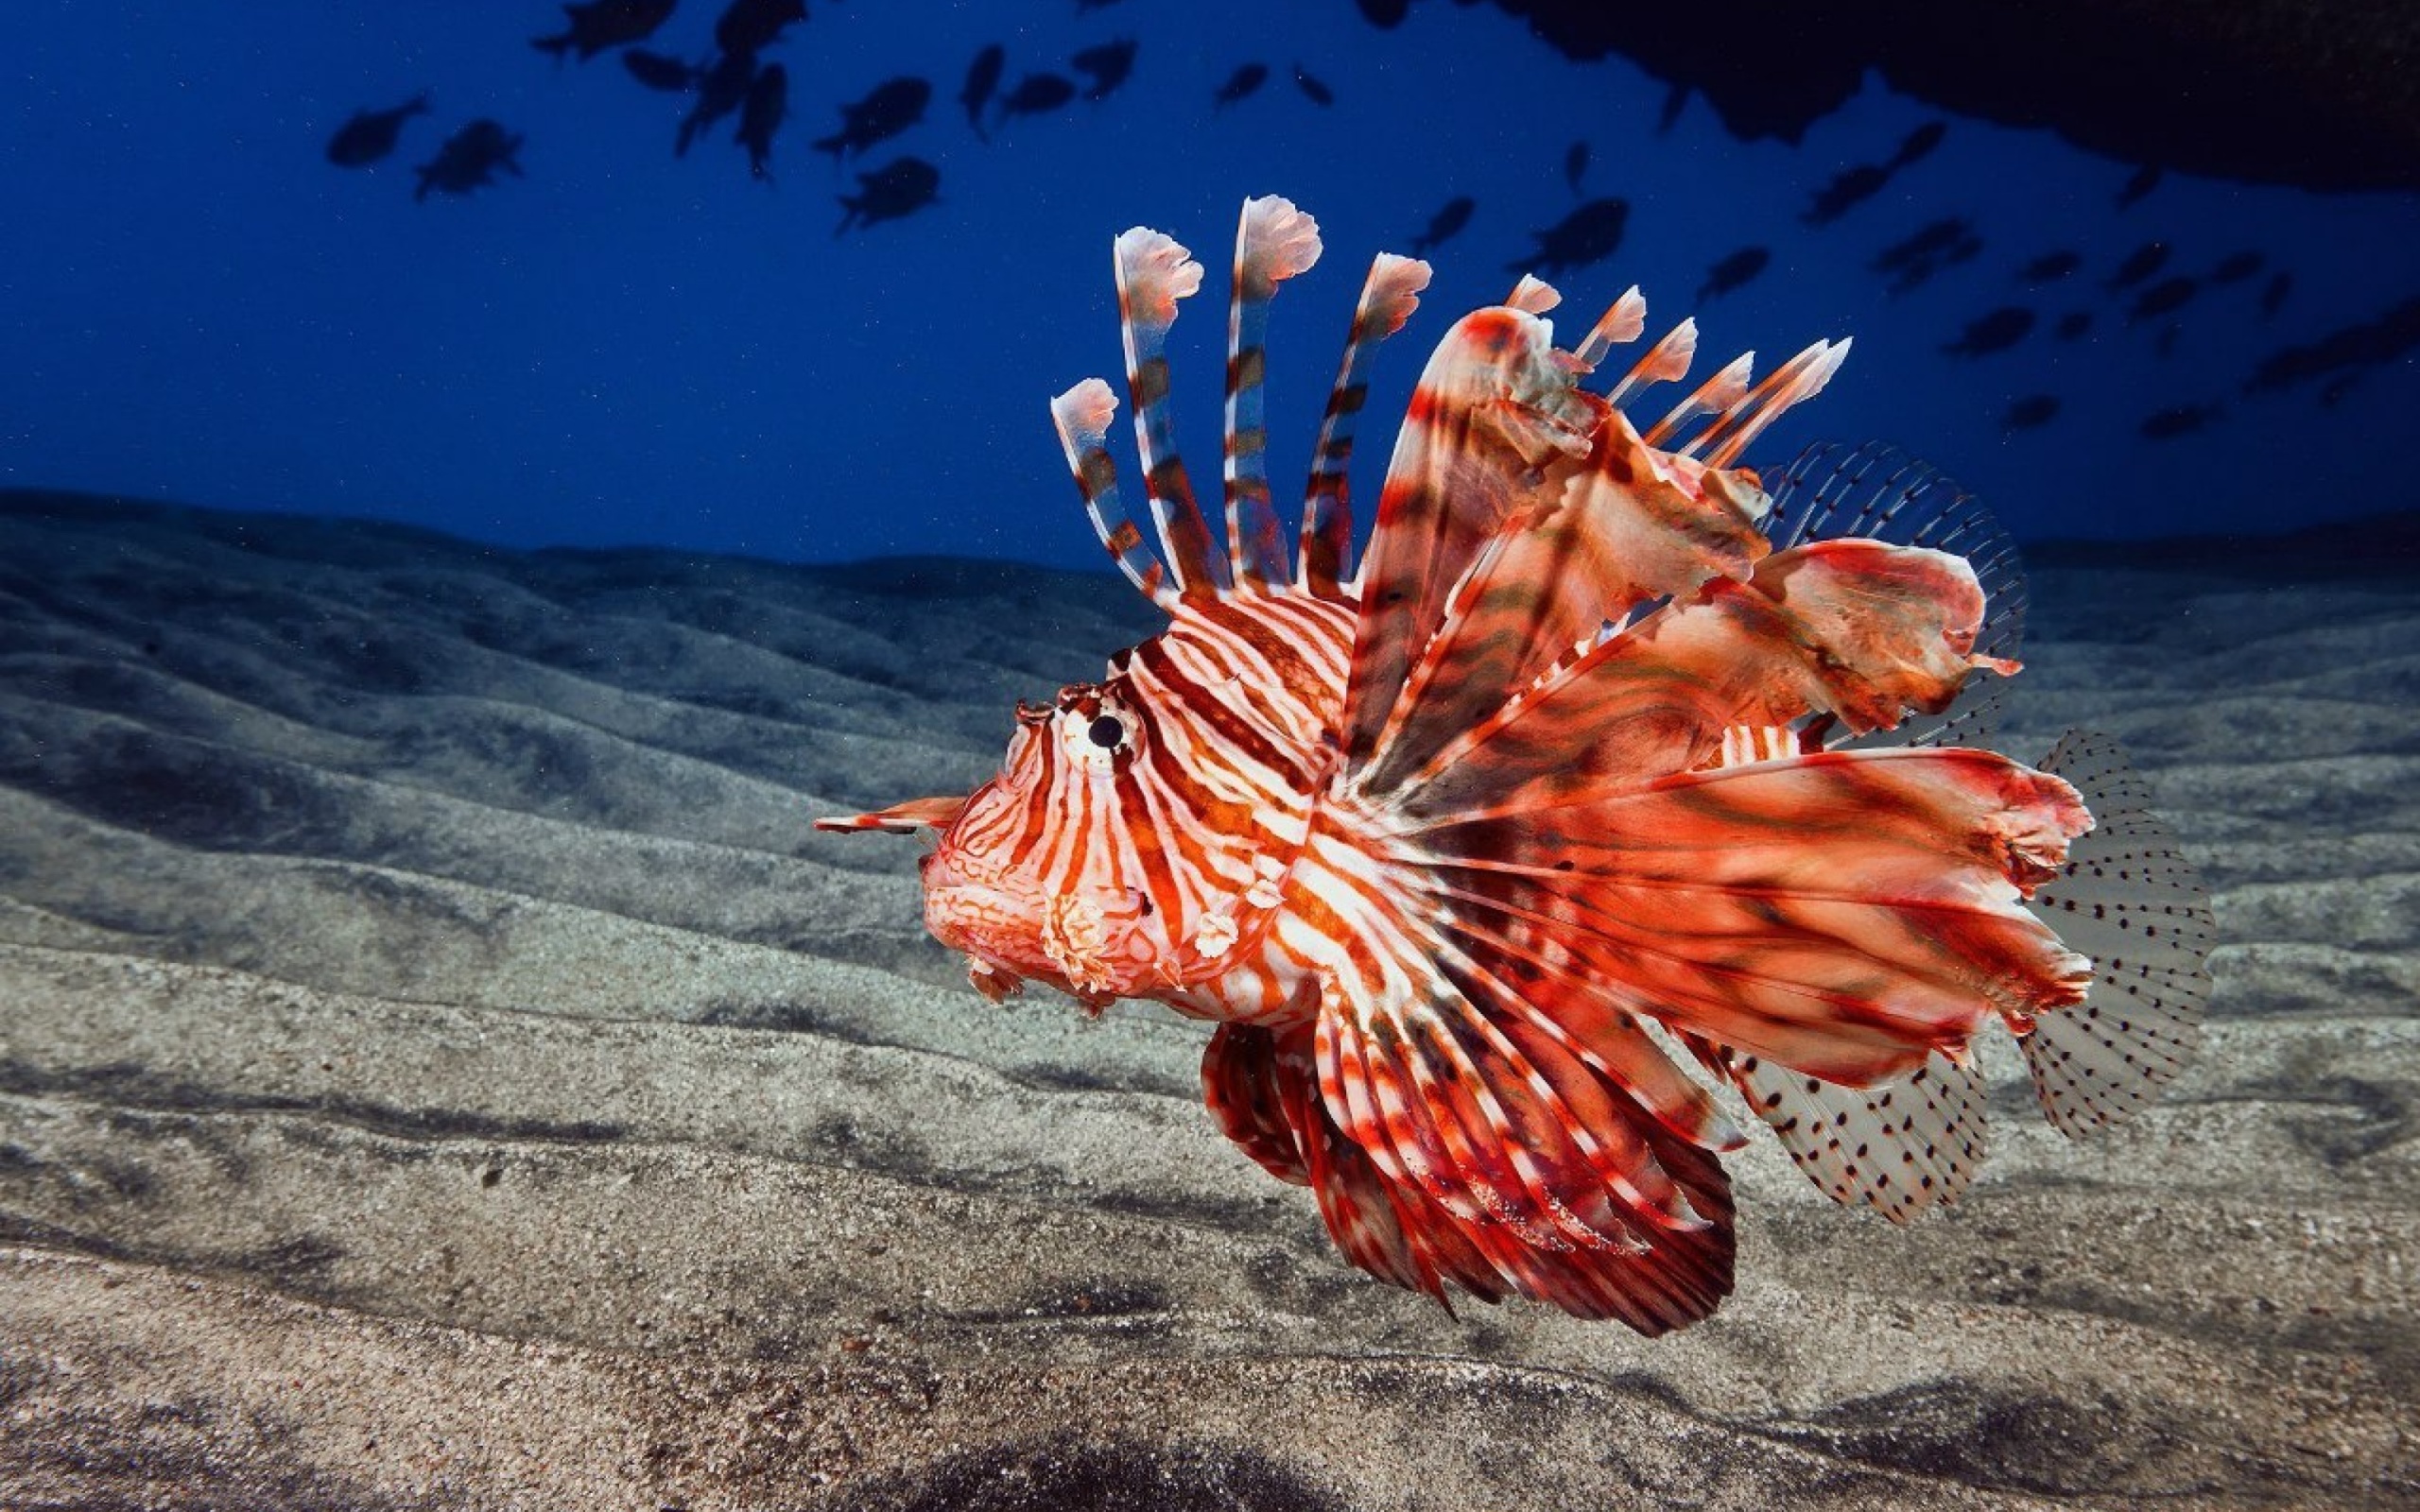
[2,0,2413,565]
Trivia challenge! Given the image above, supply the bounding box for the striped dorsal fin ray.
[1298,251,1431,599]
[1224,196,1324,591]
[1642,351,1754,448]
[1571,284,1647,370]
[1685,337,1852,468]
[1050,378,1174,608]
[1504,274,1562,313]
[1114,227,1228,598]
[1603,318,1697,412]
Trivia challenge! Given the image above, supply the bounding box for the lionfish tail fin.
[1224,196,1324,591]
[2018,730,2214,1135]
[1112,227,1228,597]
[1300,251,1431,598]
[1052,378,1175,608]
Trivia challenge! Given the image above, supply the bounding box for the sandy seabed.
[0,490,2412,1510]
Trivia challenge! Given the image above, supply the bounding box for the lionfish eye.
[1087,714,1128,749]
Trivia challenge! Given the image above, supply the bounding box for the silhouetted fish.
[1942,306,2033,357]
[836,155,940,232]
[1872,216,1982,297]
[1697,246,1770,302]
[2258,271,2292,319]
[2140,404,2218,439]
[717,0,804,57]
[1073,40,1137,101]
[1564,140,1589,193]
[622,49,698,92]
[2319,373,2362,408]
[1512,197,1628,275]
[960,44,1006,137]
[1803,163,1890,228]
[1077,0,1126,9]
[413,119,523,201]
[2106,241,2169,290]
[1357,0,1409,24]
[1293,63,1334,106]
[814,76,928,160]
[2055,310,2093,340]
[2004,393,2060,430]
[2128,275,2198,325]
[1215,62,1269,108]
[2116,164,2163,209]
[738,60,786,180]
[326,93,429,167]
[1890,121,1946,169]
[1656,83,1686,133]
[677,49,757,156]
[2016,250,2081,285]
[532,0,674,61]
[996,72,1076,123]
[1409,195,1474,254]
[2209,250,2264,284]
[2245,295,2420,395]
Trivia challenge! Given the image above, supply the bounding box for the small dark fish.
[677,49,758,156]
[1513,197,1629,276]
[1293,63,1334,107]
[622,49,698,92]
[1802,163,1891,228]
[2258,270,2292,319]
[2016,249,2081,285]
[2106,240,2169,290]
[2003,393,2060,430]
[326,93,428,167]
[2153,323,2181,359]
[836,155,940,232]
[1077,0,1126,9]
[413,118,524,201]
[532,0,675,61]
[1656,83,1687,134]
[2116,163,2163,209]
[1696,246,1770,303]
[2140,404,2219,440]
[1872,216,1983,297]
[1072,39,1137,102]
[2319,372,2363,408]
[717,0,805,57]
[1214,62,1269,109]
[1409,195,1474,255]
[960,44,1006,137]
[1357,0,1409,24]
[1942,306,2034,358]
[2055,310,2094,340]
[737,60,787,180]
[2209,250,2264,284]
[2246,294,2420,394]
[1889,121,1947,170]
[814,76,929,160]
[2128,274,2199,325]
[996,72,1076,123]
[1564,140,1589,194]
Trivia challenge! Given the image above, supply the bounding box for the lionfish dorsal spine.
[1050,377,1175,608]
[1602,318,1697,411]
[1569,284,1647,370]
[1642,350,1754,447]
[1504,273,1562,313]
[1297,251,1431,598]
[1223,196,1324,591]
[1686,337,1852,467]
[1113,227,1226,597]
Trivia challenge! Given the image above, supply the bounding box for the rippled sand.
[1,490,2411,1509]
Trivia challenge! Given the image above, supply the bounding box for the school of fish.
[820,195,2216,1333]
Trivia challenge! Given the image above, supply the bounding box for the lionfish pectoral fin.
[812,794,967,833]
[2017,730,2214,1136]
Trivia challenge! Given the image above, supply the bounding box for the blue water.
[2,0,2413,565]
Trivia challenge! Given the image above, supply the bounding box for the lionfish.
[821,196,2214,1333]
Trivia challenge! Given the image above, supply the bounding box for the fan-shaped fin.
[1224,196,1323,590]
[2020,730,2214,1135]
[1299,252,1431,598]
[1114,227,1226,596]
[1727,1047,1988,1222]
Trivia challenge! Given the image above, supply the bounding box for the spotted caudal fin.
[1114,227,1227,597]
[2019,730,2214,1134]
[1223,196,1323,590]
[1299,251,1430,598]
